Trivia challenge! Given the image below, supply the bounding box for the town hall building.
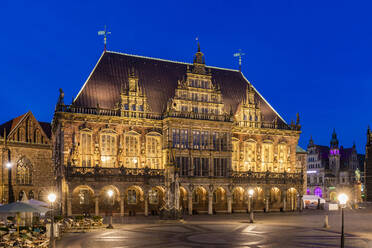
[51,44,303,216]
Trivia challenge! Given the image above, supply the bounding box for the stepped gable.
[73,51,286,125]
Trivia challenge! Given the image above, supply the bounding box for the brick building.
[0,111,55,204]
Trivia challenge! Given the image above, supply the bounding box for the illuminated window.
[100,134,117,167]
[124,133,140,168]
[16,157,32,185]
[81,133,92,167]
[146,135,161,169]
[262,143,273,171]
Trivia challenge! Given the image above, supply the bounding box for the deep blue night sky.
[1,1,371,153]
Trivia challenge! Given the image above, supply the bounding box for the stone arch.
[71,185,95,215]
[253,187,265,210]
[232,187,246,212]
[213,187,227,213]
[192,186,208,214]
[148,186,165,215]
[125,185,144,216]
[270,187,281,210]
[287,187,298,211]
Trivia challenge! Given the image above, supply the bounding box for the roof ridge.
[106,50,240,72]
[73,51,106,103]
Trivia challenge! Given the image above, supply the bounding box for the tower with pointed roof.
[329,129,340,177]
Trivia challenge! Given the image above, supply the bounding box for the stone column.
[282,190,287,211]
[208,194,213,215]
[265,189,270,212]
[94,196,99,216]
[298,195,303,212]
[188,194,193,215]
[120,195,125,217]
[144,194,148,216]
[227,194,232,214]
[67,193,72,216]
[247,195,251,213]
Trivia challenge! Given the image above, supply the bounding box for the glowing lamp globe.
[338,193,348,205]
[248,189,254,196]
[6,162,12,168]
[48,193,57,203]
[107,190,114,197]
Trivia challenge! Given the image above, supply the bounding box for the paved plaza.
[57,208,372,248]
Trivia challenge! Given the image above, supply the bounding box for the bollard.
[249,211,254,223]
[323,215,330,228]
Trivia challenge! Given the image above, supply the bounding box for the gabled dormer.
[235,84,262,127]
[119,68,150,116]
[167,44,226,120]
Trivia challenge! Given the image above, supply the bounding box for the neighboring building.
[306,130,361,202]
[296,146,307,195]
[0,111,54,204]
[366,126,372,201]
[52,46,303,216]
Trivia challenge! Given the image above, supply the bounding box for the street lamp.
[107,190,114,229]
[248,189,254,223]
[338,193,348,248]
[48,193,57,248]
[6,162,14,203]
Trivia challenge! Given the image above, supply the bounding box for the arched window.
[34,129,41,143]
[81,132,93,167]
[16,157,32,185]
[100,133,117,167]
[18,191,25,201]
[244,141,256,171]
[124,132,140,168]
[146,134,161,169]
[28,191,34,199]
[262,142,273,172]
[18,128,26,142]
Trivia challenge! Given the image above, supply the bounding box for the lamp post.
[6,161,14,203]
[107,190,114,229]
[248,189,254,223]
[48,193,57,248]
[338,193,348,248]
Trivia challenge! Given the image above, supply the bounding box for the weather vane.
[233,49,245,72]
[98,25,111,51]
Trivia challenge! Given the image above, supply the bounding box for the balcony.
[66,166,164,177]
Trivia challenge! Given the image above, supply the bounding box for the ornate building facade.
[0,111,54,204]
[52,46,303,216]
[306,130,362,202]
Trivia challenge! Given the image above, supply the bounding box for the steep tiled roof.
[0,112,52,139]
[0,113,27,138]
[39,122,52,139]
[73,51,287,125]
